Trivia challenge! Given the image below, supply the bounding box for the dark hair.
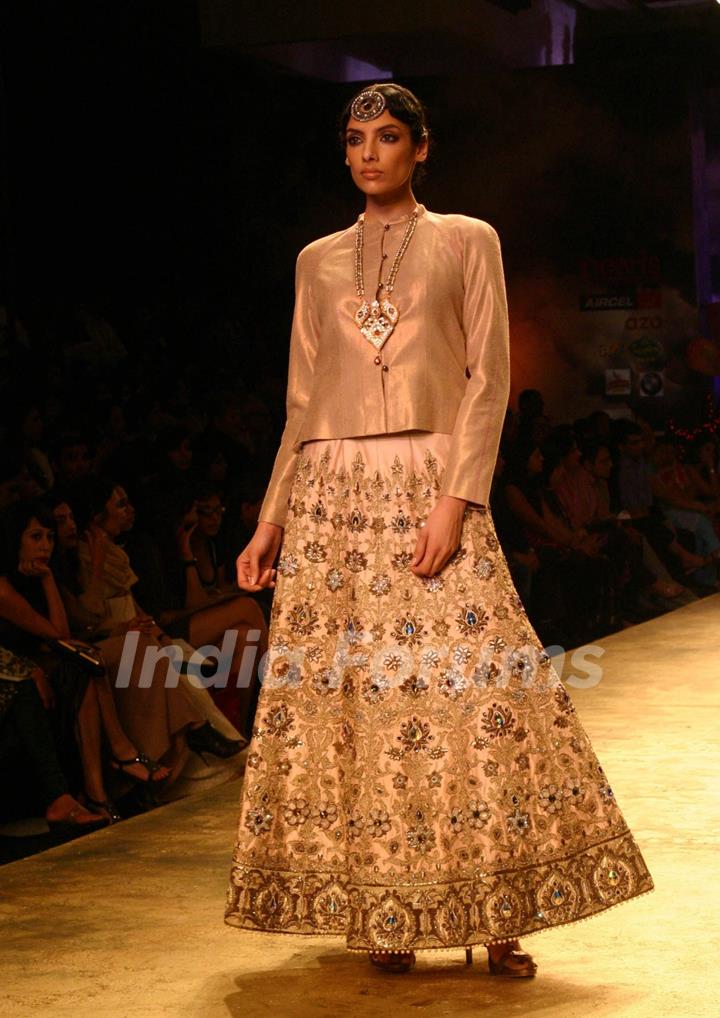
[614,420,643,444]
[44,489,73,513]
[0,447,25,486]
[194,481,224,503]
[517,389,545,422]
[0,498,57,579]
[579,438,612,467]
[67,475,119,533]
[539,425,578,482]
[503,439,545,514]
[49,430,91,463]
[148,484,196,538]
[156,426,190,457]
[337,82,430,181]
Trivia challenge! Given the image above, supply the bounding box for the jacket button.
[374,355,381,365]
[382,364,389,372]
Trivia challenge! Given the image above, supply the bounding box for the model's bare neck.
[363,189,419,225]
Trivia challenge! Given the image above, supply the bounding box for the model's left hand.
[410,496,467,577]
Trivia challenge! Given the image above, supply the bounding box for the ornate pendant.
[354,299,399,350]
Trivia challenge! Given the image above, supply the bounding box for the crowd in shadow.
[492,390,720,648]
[1,306,719,854]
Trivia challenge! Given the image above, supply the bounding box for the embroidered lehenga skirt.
[225,431,654,953]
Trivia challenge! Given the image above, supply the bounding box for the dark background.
[1,0,720,413]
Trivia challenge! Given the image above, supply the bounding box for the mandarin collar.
[359,203,427,229]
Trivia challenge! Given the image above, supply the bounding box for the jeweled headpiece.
[350,88,386,122]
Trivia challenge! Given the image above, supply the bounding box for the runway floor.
[1,595,718,1018]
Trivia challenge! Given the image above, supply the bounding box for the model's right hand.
[236,523,283,591]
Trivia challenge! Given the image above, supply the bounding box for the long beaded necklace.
[353,208,418,350]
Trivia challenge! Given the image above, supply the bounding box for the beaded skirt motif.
[225,431,654,952]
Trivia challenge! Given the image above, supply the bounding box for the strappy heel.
[80,792,122,824]
[110,751,168,785]
[186,722,247,762]
[369,950,416,973]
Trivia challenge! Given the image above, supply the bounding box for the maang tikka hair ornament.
[350,88,386,122]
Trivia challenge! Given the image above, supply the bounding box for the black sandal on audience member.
[186,721,247,762]
[80,792,123,824]
[110,750,169,784]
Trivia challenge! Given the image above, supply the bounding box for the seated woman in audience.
[144,485,268,739]
[0,500,169,822]
[575,439,694,604]
[489,447,540,609]
[49,431,94,489]
[0,643,107,832]
[501,439,612,645]
[58,478,244,781]
[613,420,708,581]
[153,426,196,488]
[3,395,54,493]
[684,435,720,528]
[189,484,244,596]
[547,433,689,609]
[651,437,720,586]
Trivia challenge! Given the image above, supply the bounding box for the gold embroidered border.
[225,828,654,952]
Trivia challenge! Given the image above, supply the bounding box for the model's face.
[52,502,78,549]
[19,517,55,567]
[345,112,427,198]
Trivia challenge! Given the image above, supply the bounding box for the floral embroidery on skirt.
[225,431,654,952]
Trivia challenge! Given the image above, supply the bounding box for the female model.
[225,83,654,976]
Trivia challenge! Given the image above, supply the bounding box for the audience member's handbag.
[53,638,106,678]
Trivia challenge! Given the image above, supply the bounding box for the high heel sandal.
[186,721,247,763]
[110,751,168,785]
[80,792,122,824]
[369,951,416,973]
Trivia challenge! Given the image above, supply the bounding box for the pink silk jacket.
[257,203,511,529]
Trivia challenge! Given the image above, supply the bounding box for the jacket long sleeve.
[258,247,320,528]
[438,221,510,507]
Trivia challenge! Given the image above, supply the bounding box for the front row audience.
[0,488,265,832]
[3,382,720,841]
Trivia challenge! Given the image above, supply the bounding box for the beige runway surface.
[1,596,718,1018]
